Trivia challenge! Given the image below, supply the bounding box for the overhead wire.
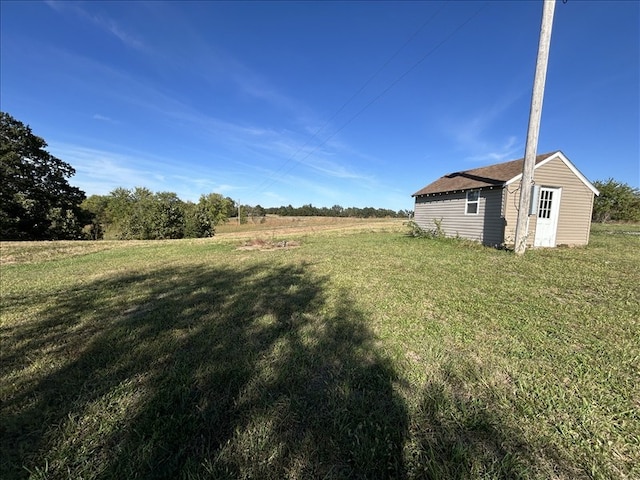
[255,1,490,196]
[252,2,445,194]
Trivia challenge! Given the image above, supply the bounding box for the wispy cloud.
[98,18,145,51]
[45,1,147,52]
[48,143,239,202]
[443,90,525,163]
[92,113,118,123]
[465,136,520,163]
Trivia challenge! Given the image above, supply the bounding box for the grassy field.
[1,219,638,479]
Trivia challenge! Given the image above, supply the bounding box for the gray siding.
[414,188,505,246]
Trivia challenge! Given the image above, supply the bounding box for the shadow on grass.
[406,362,580,480]
[1,261,406,479]
[1,257,581,479]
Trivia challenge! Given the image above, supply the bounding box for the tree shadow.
[1,261,407,479]
[406,361,580,479]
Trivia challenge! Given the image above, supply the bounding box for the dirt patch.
[237,239,301,251]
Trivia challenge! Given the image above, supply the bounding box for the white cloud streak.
[443,90,525,164]
[48,143,239,202]
[46,1,148,52]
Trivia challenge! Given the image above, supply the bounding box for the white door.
[534,187,561,247]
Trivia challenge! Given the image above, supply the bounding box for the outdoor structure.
[411,151,599,248]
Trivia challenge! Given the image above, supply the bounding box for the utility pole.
[514,0,556,255]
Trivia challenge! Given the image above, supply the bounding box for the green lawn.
[1,225,638,479]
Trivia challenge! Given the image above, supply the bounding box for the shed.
[411,151,599,248]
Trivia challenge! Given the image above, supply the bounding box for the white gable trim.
[504,151,600,196]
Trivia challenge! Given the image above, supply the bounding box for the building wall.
[414,188,504,246]
[503,156,595,247]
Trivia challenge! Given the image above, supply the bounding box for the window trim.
[465,190,479,215]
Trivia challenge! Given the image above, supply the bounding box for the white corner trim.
[504,151,600,195]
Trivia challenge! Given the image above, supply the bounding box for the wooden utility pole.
[514,0,556,255]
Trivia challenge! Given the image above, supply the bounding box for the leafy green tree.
[0,112,86,239]
[246,204,266,223]
[151,191,185,239]
[183,202,206,238]
[81,194,110,239]
[47,207,81,240]
[592,178,640,222]
[104,187,134,239]
[125,187,155,239]
[239,204,248,225]
[90,189,235,239]
[195,193,234,236]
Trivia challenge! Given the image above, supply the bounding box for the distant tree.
[0,112,86,239]
[331,205,344,217]
[246,203,408,219]
[81,194,110,239]
[109,188,186,240]
[46,207,82,240]
[592,178,640,222]
[104,187,134,239]
[88,189,237,239]
[361,207,376,218]
[151,191,185,239]
[277,204,295,216]
[123,187,155,239]
[195,193,234,236]
[238,204,249,224]
[253,204,266,217]
[183,202,204,238]
[298,203,315,216]
[246,204,266,223]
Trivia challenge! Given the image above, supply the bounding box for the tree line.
[264,204,412,219]
[1,111,638,241]
[80,192,412,240]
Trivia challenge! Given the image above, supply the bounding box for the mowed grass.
[1,220,638,479]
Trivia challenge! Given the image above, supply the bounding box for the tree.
[183,202,205,238]
[103,188,187,240]
[195,193,234,237]
[592,178,640,223]
[151,191,185,239]
[104,187,134,239]
[126,187,156,239]
[81,194,110,240]
[0,112,86,239]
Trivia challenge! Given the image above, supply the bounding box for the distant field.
[1,220,638,479]
[216,215,406,237]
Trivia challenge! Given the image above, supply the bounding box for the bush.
[593,178,640,223]
[406,219,445,238]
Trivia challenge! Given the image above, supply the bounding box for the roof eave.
[412,184,504,198]
[504,151,600,195]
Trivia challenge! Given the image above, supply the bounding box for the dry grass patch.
[237,238,301,251]
[216,216,405,239]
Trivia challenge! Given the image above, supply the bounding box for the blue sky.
[1,1,638,211]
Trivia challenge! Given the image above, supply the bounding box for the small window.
[466,190,479,215]
[538,189,553,219]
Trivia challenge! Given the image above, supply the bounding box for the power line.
[256,2,489,196]
[253,2,445,194]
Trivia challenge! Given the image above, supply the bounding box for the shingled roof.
[412,152,557,197]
